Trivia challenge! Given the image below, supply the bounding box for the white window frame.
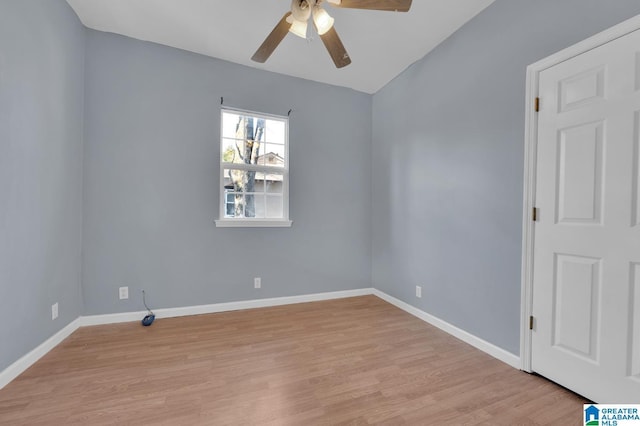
[215,107,292,228]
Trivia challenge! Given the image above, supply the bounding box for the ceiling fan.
[251,0,412,68]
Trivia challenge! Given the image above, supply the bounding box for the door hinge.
[535,97,540,112]
[532,207,538,221]
[529,315,534,330]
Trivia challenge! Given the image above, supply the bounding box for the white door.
[532,28,640,403]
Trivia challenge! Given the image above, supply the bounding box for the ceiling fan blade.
[318,26,352,68]
[330,0,412,12]
[251,12,292,63]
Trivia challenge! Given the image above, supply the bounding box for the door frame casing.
[520,13,640,372]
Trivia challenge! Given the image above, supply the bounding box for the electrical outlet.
[254,277,261,289]
[119,286,129,300]
[52,303,58,320]
[416,286,422,298]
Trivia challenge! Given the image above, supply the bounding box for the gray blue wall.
[4,0,640,373]
[0,0,85,371]
[371,0,640,355]
[81,30,372,314]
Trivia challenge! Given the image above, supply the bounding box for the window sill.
[215,219,293,228]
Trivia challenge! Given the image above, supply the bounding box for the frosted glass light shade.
[289,18,308,38]
[313,7,334,35]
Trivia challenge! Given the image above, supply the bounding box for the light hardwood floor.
[0,296,587,425]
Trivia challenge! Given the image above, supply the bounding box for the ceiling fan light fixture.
[291,0,311,22]
[312,6,334,35]
[252,0,412,68]
[289,18,308,38]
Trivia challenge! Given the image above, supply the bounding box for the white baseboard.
[79,310,148,326]
[372,289,521,369]
[80,288,375,326]
[0,318,81,390]
[1,287,520,391]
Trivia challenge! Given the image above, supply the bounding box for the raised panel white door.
[532,28,640,403]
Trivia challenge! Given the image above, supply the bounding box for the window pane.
[264,175,284,195]
[222,113,285,168]
[225,192,237,217]
[265,119,285,144]
[223,169,283,218]
[222,112,243,138]
[254,171,284,194]
[223,138,270,166]
[266,195,284,218]
[256,146,285,168]
[224,192,244,218]
[253,194,266,219]
[222,138,241,162]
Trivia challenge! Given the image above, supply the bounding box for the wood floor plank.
[0,296,587,425]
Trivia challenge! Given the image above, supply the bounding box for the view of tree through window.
[220,109,288,220]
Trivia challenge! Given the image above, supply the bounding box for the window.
[215,108,291,227]
[224,191,235,217]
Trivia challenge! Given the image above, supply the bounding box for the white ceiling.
[66,0,494,94]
